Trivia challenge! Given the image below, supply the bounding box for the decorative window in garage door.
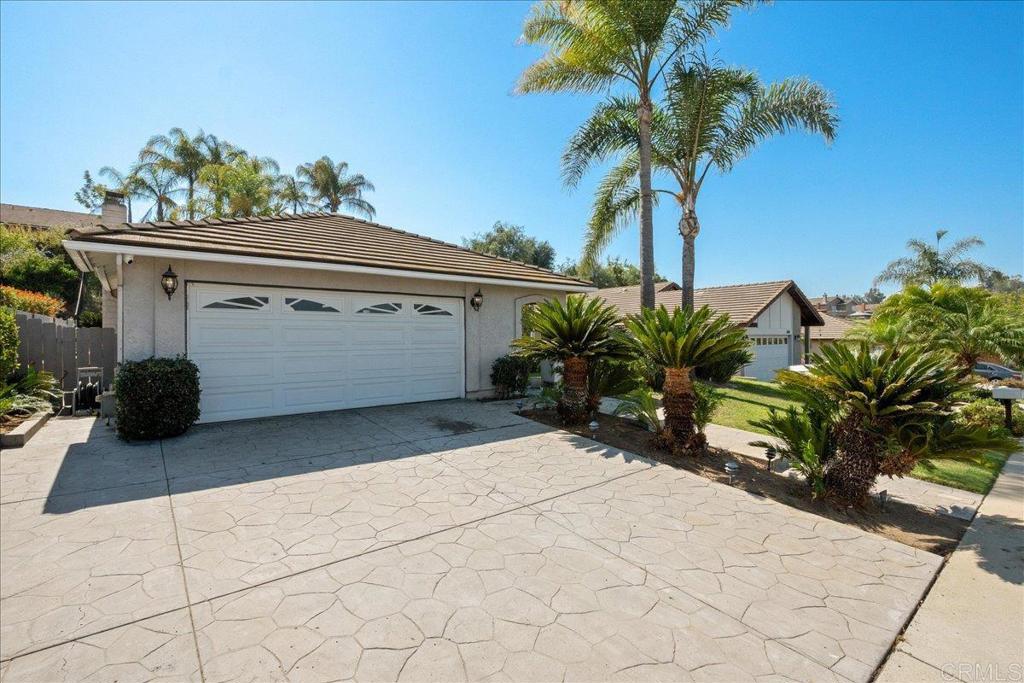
[753,336,788,346]
[356,302,402,315]
[413,303,453,316]
[284,297,340,313]
[202,296,269,310]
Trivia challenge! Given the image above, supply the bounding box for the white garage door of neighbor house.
[745,336,790,381]
[187,284,465,422]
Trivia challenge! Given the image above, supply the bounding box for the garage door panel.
[188,284,464,422]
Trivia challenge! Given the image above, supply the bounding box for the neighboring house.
[63,198,592,423]
[590,280,824,381]
[0,203,100,230]
[808,312,860,355]
[847,302,878,319]
[810,293,848,317]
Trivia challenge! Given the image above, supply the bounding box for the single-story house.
[1,203,100,230]
[63,196,592,423]
[591,279,824,381]
[809,312,860,354]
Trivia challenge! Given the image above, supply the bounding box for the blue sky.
[2,0,1021,296]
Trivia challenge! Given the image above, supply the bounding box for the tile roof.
[1,203,99,229]
[810,312,861,340]
[66,212,592,289]
[590,279,824,326]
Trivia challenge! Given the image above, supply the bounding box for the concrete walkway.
[594,398,984,520]
[876,452,1024,682]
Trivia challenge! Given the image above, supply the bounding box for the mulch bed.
[524,409,968,556]
[0,413,31,435]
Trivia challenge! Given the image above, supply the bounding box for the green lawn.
[711,378,799,434]
[709,377,1007,494]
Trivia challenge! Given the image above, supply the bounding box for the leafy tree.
[1,225,101,315]
[198,156,280,218]
[565,59,836,310]
[624,305,749,453]
[73,171,106,213]
[558,256,664,288]
[980,270,1024,294]
[276,174,312,214]
[139,128,214,220]
[297,156,375,217]
[862,287,885,304]
[513,295,627,424]
[875,230,992,287]
[865,283,1024,374]
[464,222,555,269]
[517,0,754,310]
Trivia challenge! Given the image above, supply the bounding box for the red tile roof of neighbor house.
[66,212,593,289]
[591,280,824,327]
[1,203,99,229]
[810,312,861,340]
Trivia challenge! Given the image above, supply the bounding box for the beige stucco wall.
[119,256,561,397]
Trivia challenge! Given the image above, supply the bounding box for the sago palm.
[566,59,837,310]
[517,0,753,310]
[625,305,749,452]
[512,295,625,424]
[297,156,376,218]
[875,230,991,287]
[777,343,963,505]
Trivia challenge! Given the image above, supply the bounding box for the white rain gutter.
[62,240,596,293]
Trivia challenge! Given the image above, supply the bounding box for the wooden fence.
[13,311,116,394]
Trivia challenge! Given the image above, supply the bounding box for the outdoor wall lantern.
[160,265,179,300]
[470,290,484,311]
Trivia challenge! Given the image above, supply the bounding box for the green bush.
[692,380,725,433]
[587,358,641,412]
[956,398,1024,437]
[490,354,534,399]
[631,355,664,391]
[695,347,753,383]
[612,387,663,434]
[78,310,102,328]
[115,356,201,440]
[0,307,18,380]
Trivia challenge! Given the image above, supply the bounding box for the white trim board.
[63,240,595,293]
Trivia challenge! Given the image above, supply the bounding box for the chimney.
[101,191,128,225]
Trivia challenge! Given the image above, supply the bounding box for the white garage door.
[187,284,464,422]
[745,336,791,381]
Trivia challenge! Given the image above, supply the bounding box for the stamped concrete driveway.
[0,400,941,682]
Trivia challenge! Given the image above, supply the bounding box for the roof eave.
[62,239,596,293]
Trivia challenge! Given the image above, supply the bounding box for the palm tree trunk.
[186,178,195,221]
[637,97,656,310]
[662,366,697,453]
[824,415,882,506]
[126,198,133,223]
[559,356,589,425]
[679,204,700,312]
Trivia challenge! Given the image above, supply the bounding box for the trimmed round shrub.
[0,307,18,380]
[956,397,1024,437]
[490,354,534,399]
[115,356,201,440]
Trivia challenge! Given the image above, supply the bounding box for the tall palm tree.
[198,156,280,219]
[139,128,211,220]
[512,295,626,424]
[625,305,749,453]
[98,166,141,222]
[297,156,376,218]
[517,0,754,310]
[566,60,837,311]
[276,174,311,214]
[875,230,992,287]
[131,164,178,222]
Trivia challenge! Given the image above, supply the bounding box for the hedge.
[115,356,201,440]
[0,307,18,379]
[0,285,64,317]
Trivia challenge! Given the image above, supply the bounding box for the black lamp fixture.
[765,446,777,472]
[160,265,179,300]
[470,289,483,311]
